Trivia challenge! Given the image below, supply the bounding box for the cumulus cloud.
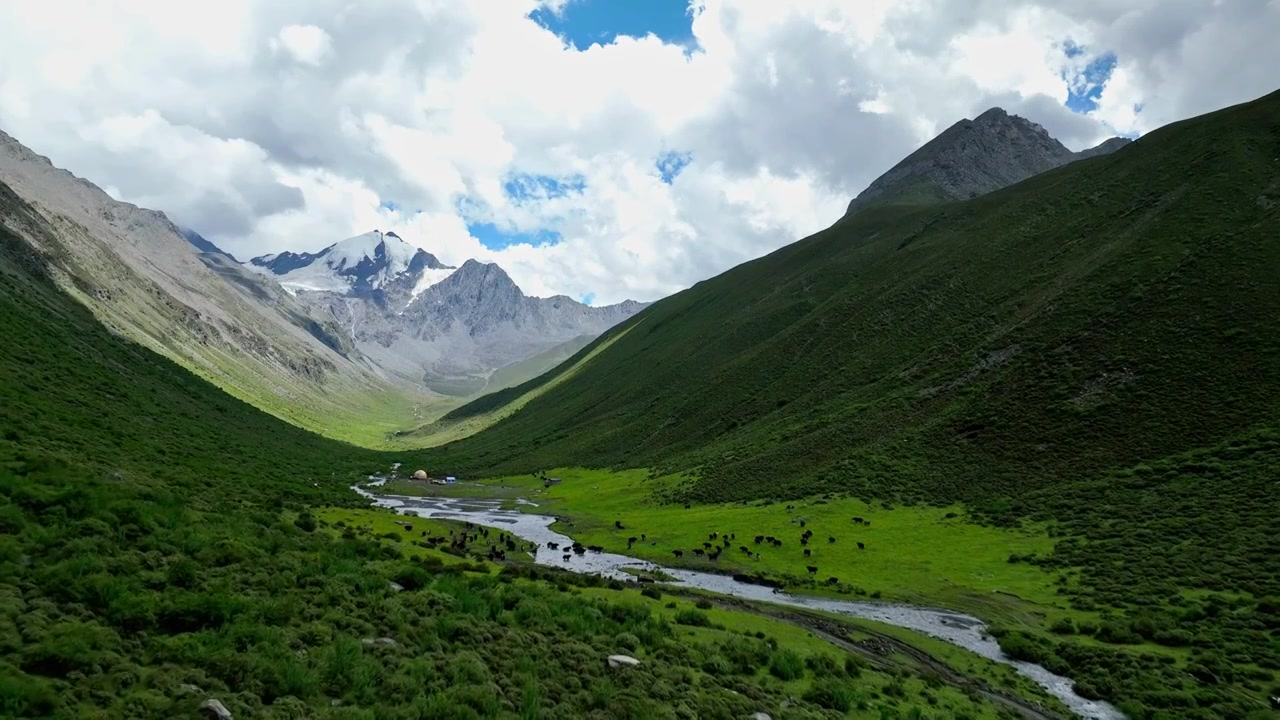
[271,24,333,66]
[0,0,1276,305]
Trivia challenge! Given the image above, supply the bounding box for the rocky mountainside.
[247,230,455,297]
[249,234,647,396]
[844,107,1132,214]
[0,128,431,440]
[179,226,236,260]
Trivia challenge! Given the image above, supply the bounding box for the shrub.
[844,654,865,677]
[803,678,860,711]
[674,609,711,627]
[768,649,804,681]
[1095,621,1143,645]
[805,652,841,677]
[614,632,640,651]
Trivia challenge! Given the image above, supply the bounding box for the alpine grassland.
[407,90,1280,717]
[0,180,1027,718]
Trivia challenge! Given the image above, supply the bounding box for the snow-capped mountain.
[248,230,455,297]
[0,128,421,436]
[246,232,648,396]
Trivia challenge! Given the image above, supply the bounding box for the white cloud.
[271,24,333,66]
[0,0,1276,305]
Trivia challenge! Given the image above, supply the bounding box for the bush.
[803,678,860,711]
[997,632,1045,663]
[844,654,865,677]
[614,632,640,651]
[805,652,841,677]
[674,609,711,627]
[768,649,805,681]
[1049,617,1076,635]
[1095,621,1143,645]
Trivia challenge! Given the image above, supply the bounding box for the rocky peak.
[844,107,1130,216]
[428,259,523,308]
[246,230,454,295]
[1075,136,1133,160]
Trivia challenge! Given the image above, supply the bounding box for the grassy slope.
[415,90,1280,717]
[6,199,436,448]
[430,89,1280,503]
[439,469,1061,617]
[0,184,1009,719]
[399,324,638,448]
[487,333,597,393]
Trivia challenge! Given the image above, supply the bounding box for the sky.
[0,1,1277,306]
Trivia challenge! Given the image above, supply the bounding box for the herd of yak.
[386,503,872,587]
[611,508,872,582]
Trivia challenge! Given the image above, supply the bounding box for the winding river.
[354,480,1122,720]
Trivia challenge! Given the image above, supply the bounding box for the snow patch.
[411,267,456,300]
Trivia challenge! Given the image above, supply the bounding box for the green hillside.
[420,90,1280,716]
[0,181,1023,718]
[430,89,1280,500]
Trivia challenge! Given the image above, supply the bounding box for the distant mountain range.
[244,231,646,396]
[0,128,417,439]
[0,128,645,437]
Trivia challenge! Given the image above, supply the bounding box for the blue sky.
[531,0,695,50]
[1062,41,1118,114]
[389,7,1130,307]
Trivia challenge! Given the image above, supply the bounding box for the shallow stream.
[354,480,1122,720]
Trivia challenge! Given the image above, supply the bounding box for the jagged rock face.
[248,230,455,297]
[845,108,1132,214]
[254,242,647,396]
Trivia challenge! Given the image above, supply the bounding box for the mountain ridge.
[246,230,648,395]
[844,106,1131,214]
[406,88,1280,716]
[0,127,433,443]
[424,87,1280,515]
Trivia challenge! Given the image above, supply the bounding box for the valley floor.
[324,499,1072,719]
[377,469,1068,625]
[372,467,1278,719]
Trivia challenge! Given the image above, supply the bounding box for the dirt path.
[672,590,1066,720]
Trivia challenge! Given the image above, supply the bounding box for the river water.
[354,481,1122,720]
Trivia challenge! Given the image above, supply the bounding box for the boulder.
[199,699,233,720]
[176,683,204,696]
[751,714,772,720]
[388,581,405,592]
[361,637,398,648]
[412,470,428,480]
[607,654,641,669]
